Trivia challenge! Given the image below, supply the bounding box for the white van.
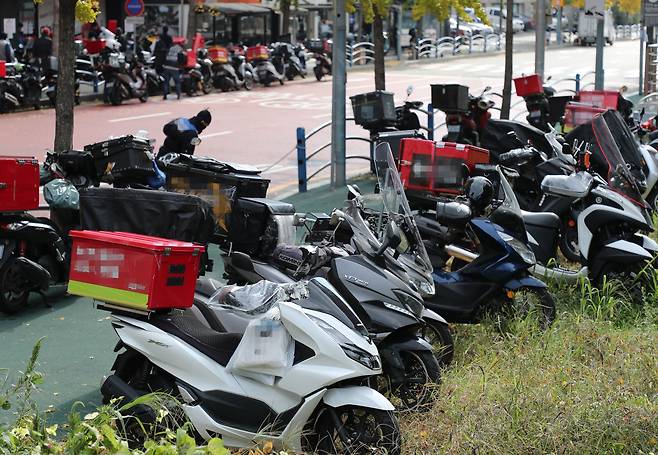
[577,10,615,45]
[486,7,524,33]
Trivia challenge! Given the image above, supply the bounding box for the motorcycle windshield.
[373,143,434,291]
[592,114,646,207]
[600,110,647,183]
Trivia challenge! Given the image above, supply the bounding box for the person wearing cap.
[157,109,212,159]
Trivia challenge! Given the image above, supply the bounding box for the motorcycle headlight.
[308,315,380,370]
[498,231,536,265]
[414,279,435,298]
[392,291,424,318]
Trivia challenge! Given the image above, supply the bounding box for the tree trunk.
[281,0,291,41]
[54,0,75,152]
[373,11,385,90]
[500,0,514,119]
[186,0,196,45]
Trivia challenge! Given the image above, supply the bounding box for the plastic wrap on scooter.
[210,280,309,315]
[79,187,215,244]
[480,118,553,161]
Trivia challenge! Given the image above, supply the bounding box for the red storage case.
[247,45,269,62]
[186,49,197,69]
[577,90,619,110]
[399,139,490,195]
[514,74,543,97]
[83,39,106,54]
[0,61,6,78]
[0,156,39,212]
[208,46,228,64]
[564,103,606,131]
[67,231,204,312]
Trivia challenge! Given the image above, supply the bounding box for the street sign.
[124,0,145,17]
[644,0,658,26]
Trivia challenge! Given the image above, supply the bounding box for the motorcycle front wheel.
[502,287,556,330]
[243,73,254,91]
[305,406,401,455]
[110,83,123,106]
[559,220,581,263]
[420,320,454,367]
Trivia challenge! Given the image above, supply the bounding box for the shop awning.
[204,2,273,15]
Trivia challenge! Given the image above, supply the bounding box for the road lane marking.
[108,112,172,123]
[199,131,233,139]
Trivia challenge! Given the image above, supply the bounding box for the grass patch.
[400,287,658,454]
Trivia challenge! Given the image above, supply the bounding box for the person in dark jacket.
[152,26,170,73]
[157,109,212,159]
[32,27,53,60]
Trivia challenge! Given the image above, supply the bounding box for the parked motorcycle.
[0,62,42,112]
[308,39,332,81]
[249,45,284,87]
[100,277,401,453]
[100,51,148,105]
[213,45,255,91]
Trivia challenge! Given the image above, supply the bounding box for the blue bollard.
[427,103,434,141]
[297,127,307,193]
[575,73,580,94]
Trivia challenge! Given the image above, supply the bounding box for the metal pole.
[427,103,434,141]
[557,7,563,46]
[535,0,546,77]
[640,26,646,96]
[331,0,347,187]
[297,127,307,193]
[396,6,402,60]
[595,18,605,89]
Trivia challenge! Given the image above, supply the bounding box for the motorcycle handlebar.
[498,148,537,164]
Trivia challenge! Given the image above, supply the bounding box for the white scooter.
[100,278,401,453]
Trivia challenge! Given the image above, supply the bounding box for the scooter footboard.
[323,385,395,411]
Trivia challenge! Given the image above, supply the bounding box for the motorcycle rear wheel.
[243,74,254,91]
[559,220,581,263]
[0,261,29,314]
[110,84,123,106]
[314,65,324,81]
[306,406,401,455]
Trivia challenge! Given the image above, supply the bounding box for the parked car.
[514,13,534,31]
[487,7,524,33]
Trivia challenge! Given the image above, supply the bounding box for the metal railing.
[346,42,375,66]
[615,24,641,40]
[414,33,502,59]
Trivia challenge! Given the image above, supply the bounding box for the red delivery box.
[514,74,543,97]
[0,156,40,212]
[68,231,204,312]
[83,39,106,54]
[208,46,229,64]
[563,103,606,131]
[577,90,619,110]
[0,61,6,78]
[399,139,490,196]
[247,45,269,62]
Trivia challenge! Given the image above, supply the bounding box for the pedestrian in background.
[162,37,184,100]
[153,26,170,73]
[0,33,16,63]
[32,27,53,61]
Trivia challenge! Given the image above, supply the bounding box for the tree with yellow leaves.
[356,0,487,90]
[33,0,100,151]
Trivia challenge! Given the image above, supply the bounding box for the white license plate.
[447,124,461,133]
[530,110,541,118]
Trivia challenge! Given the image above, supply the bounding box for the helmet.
[464,176,493,214]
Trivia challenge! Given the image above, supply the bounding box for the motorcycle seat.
[521,211,560,229]
[152,312,241,367]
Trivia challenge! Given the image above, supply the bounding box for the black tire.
[0,260,30,314]
[595,262,651,304]
[138,92,148,103]
[279,77,285,85]
[314,65,324,81]
[376,350,440,412]
[243,73,254,91]
[508,287,556,330]
[420,320,454,367]
[305,406,401,455]
[559,219,581,263]
[202,78,212,94]
[646,185,658,211]
[37,255,61,287]
[110,83,123,106]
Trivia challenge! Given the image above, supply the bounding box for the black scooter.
[0,212,68,313]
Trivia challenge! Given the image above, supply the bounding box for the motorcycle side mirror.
[190,137,202,146]
[406,85,414,98]
[620,85,628,94]
[376,221,402,256]
[546,75,552,81]
[347,184,361,200]
[482,86,492,95]
[374,183,381,194]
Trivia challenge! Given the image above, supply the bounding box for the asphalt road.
[0,37,642,196]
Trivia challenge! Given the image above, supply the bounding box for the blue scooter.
[413,164,556,328]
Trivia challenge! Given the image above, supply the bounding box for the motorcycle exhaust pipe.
[444,244,477,263]
[101,374,156,422]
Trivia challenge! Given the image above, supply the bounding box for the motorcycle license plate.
[447,124,461,133]
[0,244,4,259]
[530,109,541,118]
